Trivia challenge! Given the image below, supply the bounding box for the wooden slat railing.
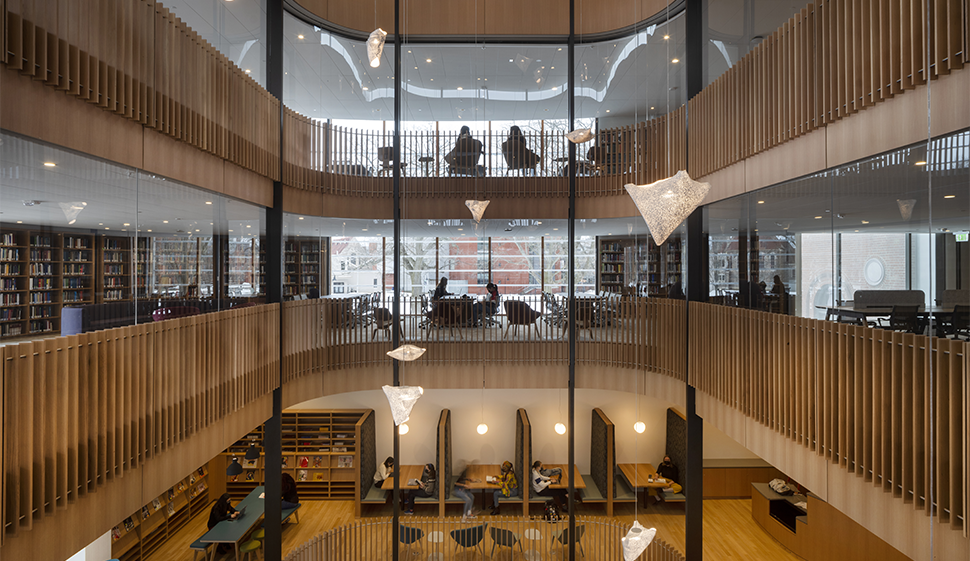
[283,515,685,561]
[2,0,279,181]
[1,304,279,539]
[689,302,968,530]
[688,0,969,178]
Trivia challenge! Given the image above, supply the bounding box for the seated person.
[432,277,452,302]
[531,460,567,508]
[488,460,519,515]
[208,493,239,554]
[281,472,301,510]
[648,455,684,502]
[373,456,394,488]
[444,126,484,174]
[403,463,437,515]
[472,282,501,325]
[453,464,478,520]
[502,126,540,170]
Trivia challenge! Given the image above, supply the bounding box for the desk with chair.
[617,463,671,508]
[198,486,265,561]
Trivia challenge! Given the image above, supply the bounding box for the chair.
[400,525,425,556]
[586,146,608,175]
[502,140,539,176]
[429,300,466,340]
[450,523,486,555]
[418,291,435,329]
[564,300,596,340]
[377,146,407,177]
[551,524,586,557]
[240,538,263,561]
[503,300,542,339]
[489,526,524,557]
[447,137,484,176]
[542,292,567,329]
[371,307,401,340]
[151,306,201,322]
[352,293,377,327]
[951,305,970,339]
[882,305,921,334]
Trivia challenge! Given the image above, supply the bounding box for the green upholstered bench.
[578,474,606,503]
[282,504,301,523]
[362,484,389,504]
[613,475,637,503]
[660,490,686,503]
[189,537,211,561]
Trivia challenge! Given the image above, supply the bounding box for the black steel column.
[685,0,705,559]
[265,1,284,560]
[392,0,403,559]
[566,1,577,560]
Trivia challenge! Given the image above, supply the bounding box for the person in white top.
[373,456,394,488]
[531,460,567,508]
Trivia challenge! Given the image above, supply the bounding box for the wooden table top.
[536,464,586,490]
[381,465,424,490]
[458,464,503,489]
[617,463,670,489]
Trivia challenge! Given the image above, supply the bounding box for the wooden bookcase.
[222,409,370,501]
[0,230,27,337]
[100,236,132,302]
[283,239,322,297]
[110,464,211,561]
[597,235,683,295]
[284,240,299,297]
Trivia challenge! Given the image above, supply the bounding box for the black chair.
[489,526,523,556]
[950,305,970,339]
[377,146,407,177]
[446,137,484,176]
[371,307,402,341]
[399,525,425,556]
[883,305,921,334]
[450,523,487,555]
[502,140,539,176]
[551,524,586,557]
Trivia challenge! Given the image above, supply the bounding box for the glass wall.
[0,132,266,339]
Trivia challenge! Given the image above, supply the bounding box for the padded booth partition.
[437,409,451,516]
[590,408,615,515]
[515,408,532,516]
[356,410,376,517]
[665,408,687,493]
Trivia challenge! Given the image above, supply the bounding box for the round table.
[524,527,544,561]
[419,156,435,176]
[426,530,444,561]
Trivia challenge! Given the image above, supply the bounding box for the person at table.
[531,460,567,509]
[444,126,484,172]
[453,466,478,520]
[207,493,239,554]
[667,283,685,300]
[403,463,437,515]
[502,125,540,169]
[648,455,683,502]
[472,282,501,326]
[373,456,394,488]
[433,277,452,302]
[282,472,301,510]
[770,275,786,296]
[488,460,519,515]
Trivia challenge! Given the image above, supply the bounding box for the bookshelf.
[284,240,299,297]
[100,236,131,302]
[0,230,27,337]
[134,237,152,299]
[223,409,370,501]
[299,240,321,295]
[110,464,211,561]
[597,235,683,296]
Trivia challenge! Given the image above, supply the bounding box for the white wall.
[294,388,762,471]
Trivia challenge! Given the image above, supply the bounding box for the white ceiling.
[156,1,812,123]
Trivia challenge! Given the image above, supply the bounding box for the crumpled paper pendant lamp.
[624,170,710,245]
[367,28,387,68]
[387,344,426,362]
[382,385,424,426]
[465,200,490,223]
[566,128,593,143]
[621,521,657,561]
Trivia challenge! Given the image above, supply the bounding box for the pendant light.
[382,385,424,426]
[227,457,243,476]
[244,443,260,461]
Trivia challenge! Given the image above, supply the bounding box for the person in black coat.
[207,493,238,530]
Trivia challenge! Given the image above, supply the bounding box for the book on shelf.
[245,471,255,481]
[313,472,325,481]
[141,506,151,520]
[300,456,309,468]
[166,503,175,517]
[243,458,258,468]
[111,527,122,542]
[337,455,353,468]
[312,456,324,468]
[298,470,308,482]
[123,517,134,531]
[152,498,162,511]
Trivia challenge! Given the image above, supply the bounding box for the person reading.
[648,455,683,502]
[488,461,519,515]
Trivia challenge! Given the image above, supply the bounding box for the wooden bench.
[578,474,606,504]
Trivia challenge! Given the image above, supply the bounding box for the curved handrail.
[282,515,684,561]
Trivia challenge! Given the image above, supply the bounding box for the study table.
[381,465,425,490]
[617,463,671,507]
[199,486,265,561]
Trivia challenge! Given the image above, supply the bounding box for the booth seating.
[361,485,389,505]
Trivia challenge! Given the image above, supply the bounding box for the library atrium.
[0,1,968,561]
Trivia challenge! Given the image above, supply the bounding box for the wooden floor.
[147,497,802,561]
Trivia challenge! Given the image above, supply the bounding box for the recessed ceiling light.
[362,228,368,231]
[426,58,432,63]
[757,200,765,204]
[944,195,955,199]
[105,227,110,230]
[606,110,610,113]
[298,217,304,220]
[457,228,463,231]
[205,201,212,205]
[362,87,368,91]
[664,35,670,40]
[163,220,169,223]
[915,161,927,166]
[650,106,655,110]
[229,230,234,232]
[43,162,56,167]
[815,216,822,219]
[123,223,130,226]
[430,78,433,81]
[861,220,869,224]
[297,34,304,39]
[195,229,200,232]
[99,223,103,225]
[245,69,251,73]
[553,228,559,231]
[16,221,22,224]
[672,58,680,63]
[415,66,418,69]
[558,48,562,51]
[147,229,152,232]
[247,225,251,228]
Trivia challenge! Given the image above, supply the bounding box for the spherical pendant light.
[477,423,489,435]
[555,422,566,435]
[634,421,646,434]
